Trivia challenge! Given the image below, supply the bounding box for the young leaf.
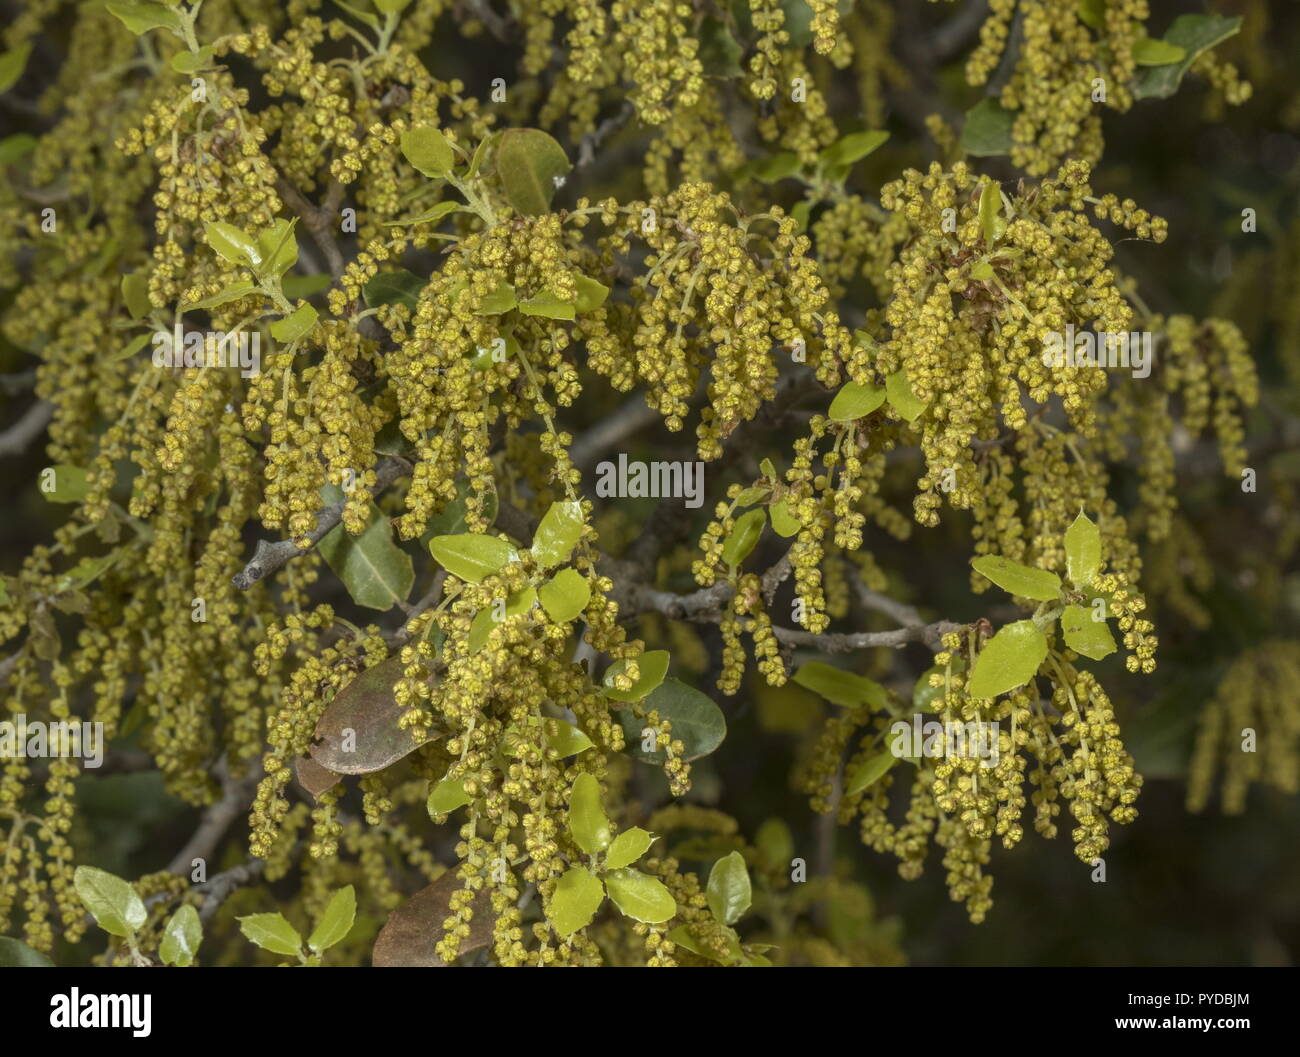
[401,126,455,178]
[385,200,461,227]
[913,657,966,712]
[1077,0,1104,30]
[617,678,727,762]
[159,905,202,967]
[475,281,516,315]
[109,333,152,364]
[73,866,146,938]
[960,98,1016,157]
[0,43,33,93]
[496,129,571,216]
[121,272,151,318]
[967,620,1048,699]
[1064,512,1102,587]
[531,500,585,568]
[545,718,594,758]
[721,508,766,567]
[828,380,886,422]
[270,302,317,343]
[0,133,37,165]
[1061,604,1117,661]
[548,867,605,937]
[539,568,591,623]
[818,130,889,170]
[256,218,299,278]
[568,773,612,855]
[282,273,331,300]
[979,180,1007,247]
[885,368,927,422]
[171,46,213,74]
[792,661,887,708]
[602,649,669,702]
[1131,37,1185,66]
[307,885,357,954]
[604,827,655,870]
[971,555,1062,601]
[183,280,257,310]
[769,498,802,538]
[970,258,996,281]
[237,912,304,958]
[744,151,802,183]
[706,851,751,926]
[467,587,536,651]
[517,289,576,320]
[105,2,181,36]
[204,221,261,268]
[603,869,676,924]
[574,275,609,312]
[844,751,898,797]
[428,533,517,582]
[318,498,414,611]
[427,777,473,815]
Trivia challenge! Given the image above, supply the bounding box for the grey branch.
[0,400,52,458]
[166,757,260,875]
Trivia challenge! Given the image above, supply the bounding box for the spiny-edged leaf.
[121,272,151,319]
[0,133,37,165]
[721,507,766,567]
[960,98,1015,157]
[828,380,886,421]
[204,220,261,268]
[574,275,609,313]
[105,2,181,36]
[1061,603,1117,661]
[427,776,473,815]
[237,912,303,958]
[40,465,89,503]
[386,200,461,227]
[792,661,887,709]
[307,885,356,953]
[617,677,727,762]
[912,656,966,712]
[819,130,888,170]
[568,772,612,854]
[885,368,927,422]
[605,827,655,870]
[159,905,201,967]
[545,718,593,758]
[270,302,318,343]
[979,180,1007,247]
[603,869,676,924]
[539,567,591,623]
[183,280,257,310]
[0,43,33,93]
[467,586,536,651]
[311,656,439,774]
[474,281,516,315]
[769,498,802,538]
[968,620,1048,699]
[256,218,299,278]
[547,867,605,937]
[532,500,585,568]
[317,496,413,611]
[844,751,898,797]
[602,649,670,702]
[1132,15,1242,100]
[1064,512,1102,587]
[517,289,576,320]
[363,268,425,311]
[428,532,517,582]
[971,555,1062,601]
[401,126,455,178]
[496,128,571,216]
[74,867,145,938]
[372,872,495,966]
[706,851,752,925]
[109,332,152,364]
[0,936,54,966]
[1131,36,1185,66]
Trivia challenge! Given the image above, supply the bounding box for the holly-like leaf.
[307,885,356,954]
[960,98,1016,157]
[967,620,1048,698]
[1061,604,1117,661]
[844,751,898,797]
[548,867,605,937]
[531,500,585,569]
[428,533,517,582]
[721,508,766,567]
[828,380,886,421]
[603,869,676,924]
[318,495,414,611]
[496,129,571,216]
[971,555,1062,601]
[605,827,655,870]
[159,905,201,967]
[706,851,751,926]
[237,912,303,958]
[1064,512,1102,587]
[792,661,887,709]
[617,678,727,762]
[568,773,612,855]
[401,126,455,178]
[602,649,669,702]
[73,866,146,939]
[538,568,591,623]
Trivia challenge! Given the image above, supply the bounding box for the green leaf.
[828,380,886,421]
[960,98,1016,157]
[183,280,257,310]
[307,885,356,953]
[1131,36,1185,66]
[706,851,751,925]
[270,302,318,343]
[885,368,927,422]
[618,678,727,762]
[603,649,669,703]
[159,905,201,967]
[0,43,32,94]
[1132,15,1242,100]
[517,289,576,320]
[0,133,37,165]
[401,126,455,178]
[568,773,612,855]
[605,827,655,870]
[1077,0,1104,31]
[548,867,605,937]
[363,268,424,311]
[603,869,676,924]
[844,751,898,797]
[204,220,261,268]
[237,912,304,958]
[318,493,414,611]
[467,587,536,651]
[256,218,299,278]
[427,776,473,815]
[171,46,213,74]
[332,0,380,29]
[721,508,766,567]
[282,273,332,299]
[73,866,146,938]
[979,180,1007,247]
[574,275,609,313]
[374,0,413,13]
[538,568,591,623]
[1061,603,1117,661]
[745,151,802,183]
[698,15,744,77]
[105,2,181,36]
[0,936,54,966]
[496,128,571,216]
[769,499,802,538]
[40,465,90,504]
[385,200,461,227]
[735,486,768,507]
[912,657,966,712]
[532,500,585,568]
[970,259,995,281]
[109,332,152,364]
[428,533,517,582]
[792,661,887,709]
[968,620,1048,699]
[818,130,889,170]
[971,555,1062,601]
[545,718,594,758]
[121,272,151,318]
[1064,512,1102,587]
[474,281,516,315]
